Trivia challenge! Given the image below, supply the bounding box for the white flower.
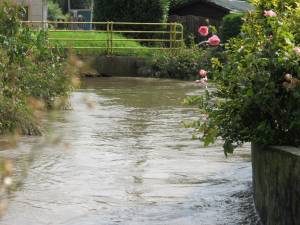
[293,47,300,56]
[3,177,12,187]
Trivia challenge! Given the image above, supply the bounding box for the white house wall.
[12,0,47,21]
[28,0,47,21]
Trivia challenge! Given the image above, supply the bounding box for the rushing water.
[0,77,258,225]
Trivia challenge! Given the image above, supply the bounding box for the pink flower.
[198,26,209,36]
[195,77,208,88]
[207,35,221,46]
[269,35,273,41]
[199,69,207,77]
[264,10,277,17]
[294,47,300,56]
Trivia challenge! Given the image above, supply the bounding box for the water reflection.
[0,77,258,225]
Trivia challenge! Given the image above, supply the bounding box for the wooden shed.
[169,0,253,41]
[170,0,252,20]
[171,0,227,21]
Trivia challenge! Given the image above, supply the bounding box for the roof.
[209,0,253,12]
[171,0,253,13]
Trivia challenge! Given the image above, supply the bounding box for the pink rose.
[264,10,277,17]
[294,47,300,56]
[195,77,208,88]
[269,35,273,41]
[198,26,209,36]
[202,77,208,83]
[199,69,207,77]
[207,35,221,46]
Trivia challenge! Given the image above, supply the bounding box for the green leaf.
[223,141,235,157]
[246,88,254,97]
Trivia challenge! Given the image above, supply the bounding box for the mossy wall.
[252,144,300,225]
[78,55,148,77]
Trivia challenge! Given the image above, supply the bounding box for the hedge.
[220,13,244,42]
[94,0,169,23]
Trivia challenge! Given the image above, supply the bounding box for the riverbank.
[0,3,78,135]
[77,47,212,80]
[49,31,152,56]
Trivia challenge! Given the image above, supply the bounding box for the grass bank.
[48,31,155,56]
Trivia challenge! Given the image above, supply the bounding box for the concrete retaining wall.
[77,55,152,77]
[90,55,149,77]
[252,144,300,225]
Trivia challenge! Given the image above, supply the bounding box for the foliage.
[48,0,66,21]
[169,0,186,9]
[187,0,300,154]
[50,0,68,14]
[220,13,244,42]
[94,0,170,23]
[0,2,77,134]
[149,47,216,80]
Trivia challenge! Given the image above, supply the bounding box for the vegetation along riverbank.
[0,2,79,135]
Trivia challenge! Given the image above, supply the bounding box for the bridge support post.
[106,22,113,55]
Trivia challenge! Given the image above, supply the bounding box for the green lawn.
[48,31,153,56]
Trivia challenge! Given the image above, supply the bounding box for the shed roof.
[209,0,253,12]
[171,0,253,13]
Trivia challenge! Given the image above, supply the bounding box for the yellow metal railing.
[21,21,184,54]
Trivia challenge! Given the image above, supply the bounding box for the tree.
[94,0,169,23]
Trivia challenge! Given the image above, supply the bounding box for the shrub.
[149,47,217,80]
[169,0,189,9]
[187,0,300,155]
[51,0,68,14]
[0,2,77,135]
[220,13,244,42]
[48,0,66,21]
[94,0,169,23]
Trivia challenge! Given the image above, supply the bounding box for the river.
[0,77,259,225]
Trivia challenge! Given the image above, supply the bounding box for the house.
[14,0,48,21]
[169,0,253,41]
[67,0,94,29]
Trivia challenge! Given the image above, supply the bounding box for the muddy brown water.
[0,77,258,225]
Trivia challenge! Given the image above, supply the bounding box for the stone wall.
[78,55,150,77]
[252,144,300,225]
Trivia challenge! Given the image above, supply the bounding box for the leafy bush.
[169,0,189,9]
[220,13,244,42]
[0,2,77,134]
[51,0,68,14]
[94,0,169,23]
[149,47,217,80]
[187,0,300,154]
[48,0,66,21]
